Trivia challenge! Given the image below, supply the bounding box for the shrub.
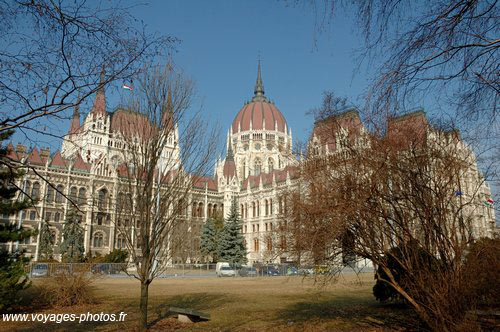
[463,236,500,308]
[373,243,439,303]
[40,271,96,307]
[103,249,128,263]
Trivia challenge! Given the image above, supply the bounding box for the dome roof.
[232,60,288,134]
[232,100,287,134]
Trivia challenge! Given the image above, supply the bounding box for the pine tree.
[217,199,247,264]
[59,210,84,263]
[200,217,222,263]
[38,222,54,261]
[0,130,33,310]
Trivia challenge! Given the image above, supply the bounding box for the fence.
[25,262,373,278]
[26,263,128,278]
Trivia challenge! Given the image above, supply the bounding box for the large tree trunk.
[139,281,149,331]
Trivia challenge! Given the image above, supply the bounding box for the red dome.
[232,100,287,134]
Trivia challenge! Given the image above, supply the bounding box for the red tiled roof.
[28,148,45,165]
[386,111,428,149]
[192,176,218,191]
[312,110,362,152]
[232,101,287,133]
[49,151,68,168]
[6,144,18,161]
[223,159,236,180]
[73,154,91,172]
[91,89,106,115]
[110,109,156,139]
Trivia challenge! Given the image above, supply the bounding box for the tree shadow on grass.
[275,295,425,331]
[150,292,231,329]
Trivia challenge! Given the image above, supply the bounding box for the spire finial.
[226,135,234,161]
[252,57,267,102]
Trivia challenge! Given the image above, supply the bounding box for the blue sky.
[129,0,372,146]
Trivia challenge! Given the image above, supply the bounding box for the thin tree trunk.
[139,281,149,331]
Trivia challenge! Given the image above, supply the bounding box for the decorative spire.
[69,92,81,136]
[252,59,268,102]
[91,65,106,115]
[226,135,234,161]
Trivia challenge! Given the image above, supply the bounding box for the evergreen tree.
[59,210,84,263]
[0,130,33,310]
[200,217,223,262]
[38,222,54,261]
[217,199,247,264]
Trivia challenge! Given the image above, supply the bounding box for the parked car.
[31,263,48,277]
[286,266,298,276]
[239,266,257,277]
[264,266,280,276]
[215,262,230,277]
[55,265,73,275]
[298,267,314,275]
[218,266,236,277]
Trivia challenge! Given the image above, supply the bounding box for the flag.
[122,84,133,91]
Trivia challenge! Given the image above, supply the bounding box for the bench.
[168,307,211,323]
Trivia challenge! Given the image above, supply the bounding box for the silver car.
[218,266,236,277]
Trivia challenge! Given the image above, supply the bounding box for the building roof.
[72,153,91,172]
[232,62,288,134]
[192,176,218,191]
[27,148,45,165]
[49,151,68,169]
[312,109,362,152]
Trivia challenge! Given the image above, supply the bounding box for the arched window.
[242,161,246,179]
[31,182,40,200]
[252,202,256,218]
[54,212,61,222]
[240,204,244,217]
[55,184,64,203]
[116,234,125,249]
[192,202,197,217]
[93,232,104,248]
[208,203,212,218]
[46,186,54,203]
[267,237,272,251]
[268,158,274,173]
[198,202,204,218]
[245,203,248,219]
[98,188,108,209]
[269,198,273,215]
[78,188,86,205]
[256,201,260,217]
[254,238,259,252]
[265,199,268,216]
[254,158,262,176]
[70,186,77,202]
[24,181,31,199]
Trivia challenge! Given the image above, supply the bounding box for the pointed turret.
[91,66,106,115]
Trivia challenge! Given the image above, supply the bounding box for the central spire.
[252,60,268,102]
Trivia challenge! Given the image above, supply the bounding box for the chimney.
[40,147,50,158]
[16,144,26,153]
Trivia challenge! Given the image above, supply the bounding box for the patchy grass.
[1,273,421,331]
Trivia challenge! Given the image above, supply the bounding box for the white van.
[215,262,230,276]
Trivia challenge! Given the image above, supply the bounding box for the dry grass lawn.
[1,273,420,331]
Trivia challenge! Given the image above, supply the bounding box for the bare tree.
[0,0,173,140]
[112,65,218,331]
[281,110,496,330]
